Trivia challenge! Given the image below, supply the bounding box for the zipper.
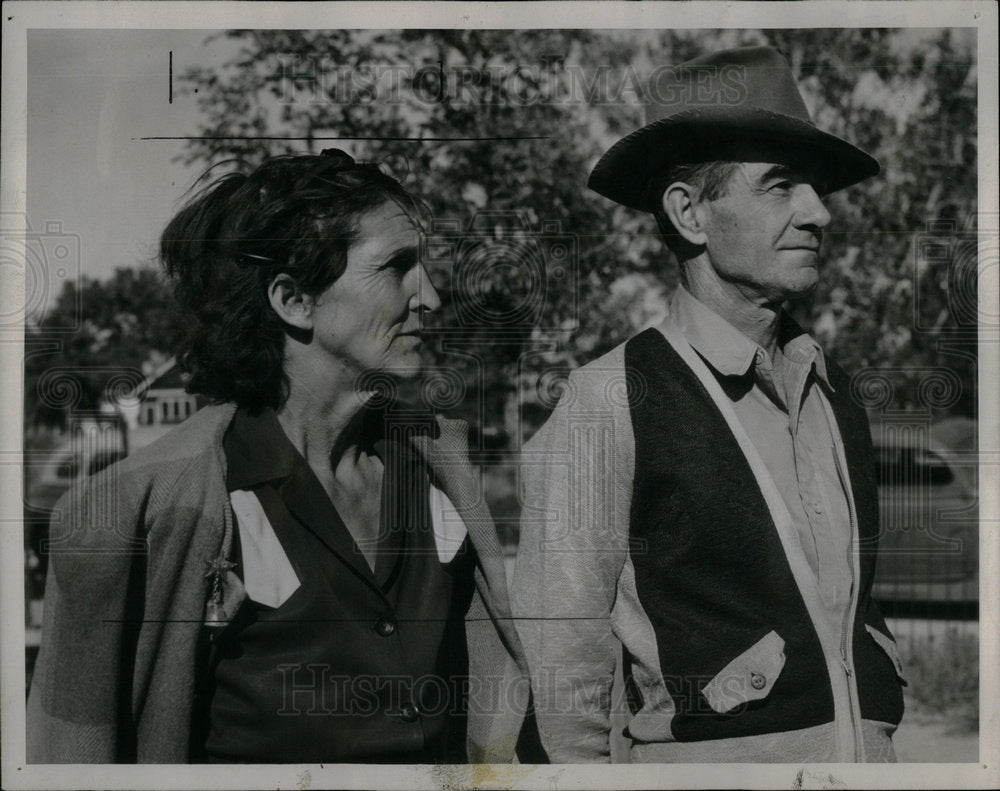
[833,439,865,762]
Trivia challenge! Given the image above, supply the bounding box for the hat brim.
[588,106,880,211]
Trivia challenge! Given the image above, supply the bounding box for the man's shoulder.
[523,337,640,453]
[569,339,628,381]
[565,327,673,401]
[818,352,853,389]
[555,336,642,414]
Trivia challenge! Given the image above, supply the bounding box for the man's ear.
[661,182,709,247]
[267,274,314,330]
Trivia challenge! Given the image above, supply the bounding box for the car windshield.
[53,453,79,480]
[87,451,124,476]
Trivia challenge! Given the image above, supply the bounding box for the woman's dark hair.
[160,150,425,412]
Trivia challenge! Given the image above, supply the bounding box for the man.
[513,47,905,763]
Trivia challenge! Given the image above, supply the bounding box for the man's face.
[308,201,440,380]
[698,152,832,304]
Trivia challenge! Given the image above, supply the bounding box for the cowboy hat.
[587,46,880,211]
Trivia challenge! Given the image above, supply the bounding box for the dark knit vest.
[624,328,904,742]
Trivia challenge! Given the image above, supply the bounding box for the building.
[120,358,200,451]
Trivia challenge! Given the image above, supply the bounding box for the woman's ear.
[661,182,709,247]
[267,274,314,330]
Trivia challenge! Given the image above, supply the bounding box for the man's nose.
[410,265,442,313]
[794,183,832,229]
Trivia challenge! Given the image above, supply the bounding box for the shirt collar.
[224,405,399,492]
[668,285,758,377]
[666,285,833,390]
[780,319,833,389]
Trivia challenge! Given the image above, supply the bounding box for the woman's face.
[307,200,440,381]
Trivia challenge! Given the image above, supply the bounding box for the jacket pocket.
[701,630,786,714]
[865,623,907,685]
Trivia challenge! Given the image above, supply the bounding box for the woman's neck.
[275,370,373,469]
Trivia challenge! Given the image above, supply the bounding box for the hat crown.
[644,46,812,127]
[587,45,880,210]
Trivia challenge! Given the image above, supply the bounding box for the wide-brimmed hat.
[588,46,880,211]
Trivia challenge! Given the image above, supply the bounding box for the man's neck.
[683,263,783,357]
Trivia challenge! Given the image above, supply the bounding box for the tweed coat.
[27,403,527,763]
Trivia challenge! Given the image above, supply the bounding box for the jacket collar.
[224,407,299,491]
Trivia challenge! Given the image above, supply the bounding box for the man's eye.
[381,255,417,275]
[767,181,794,193]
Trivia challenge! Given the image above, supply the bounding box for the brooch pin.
[204,555,238,627]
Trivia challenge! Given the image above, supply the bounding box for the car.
[24,428,127,614]
[870,416,978,606]
[23,423,128,686]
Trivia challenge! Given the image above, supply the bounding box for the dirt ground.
[892,708,979,763]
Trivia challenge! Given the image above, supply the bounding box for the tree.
[24,267,184,428]
[174,28,978,445]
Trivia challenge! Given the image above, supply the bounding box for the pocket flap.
[865,623,907,683]
[702,630,786,714]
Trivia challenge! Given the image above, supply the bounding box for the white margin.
[2,2,997,790]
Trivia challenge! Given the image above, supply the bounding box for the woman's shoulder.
[125,402,237,470]
[54,403,237,532]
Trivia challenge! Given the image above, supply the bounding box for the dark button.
[375,617,396,637]
[400,703,420,722]
[750,672,767,691]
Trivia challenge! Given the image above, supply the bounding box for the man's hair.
[649,159,739,256]
[159,152,425,412]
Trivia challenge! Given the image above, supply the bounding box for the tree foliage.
[178,28,978,435]
[27,29,978,435]
[25,267,184,427]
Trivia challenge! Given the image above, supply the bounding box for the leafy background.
[21,28,982,753]
[25,28,978,442]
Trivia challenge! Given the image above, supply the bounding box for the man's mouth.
[782,237,822,252]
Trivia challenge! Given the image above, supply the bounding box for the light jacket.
[27,403,527,763]
[513,320,905,763]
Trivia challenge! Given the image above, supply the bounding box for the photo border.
[2,2,997,789]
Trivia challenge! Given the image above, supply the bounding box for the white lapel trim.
[429,483,469,563]
[229,489,301,608]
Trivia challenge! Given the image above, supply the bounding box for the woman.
[27,150,526,763]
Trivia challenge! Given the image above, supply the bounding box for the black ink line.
[169,51,173,104]
[136,134,549,142]
[104,616,603,624]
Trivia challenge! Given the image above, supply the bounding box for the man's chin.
[381,356,425,382]
[785,271,819,299]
